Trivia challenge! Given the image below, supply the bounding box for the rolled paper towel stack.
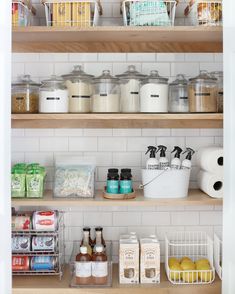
[197,147,223,198]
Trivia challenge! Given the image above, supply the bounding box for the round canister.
[32,210,58,231]
[31,256,57,271]
[39,75,69,113]
[140,71,168,113]
[32,236,57,251]
[12,215,31,230]
[12,236,31,252]
[12,256,30,271]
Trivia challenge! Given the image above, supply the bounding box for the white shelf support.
[0,1,11,293]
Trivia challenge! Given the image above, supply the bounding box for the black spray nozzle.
[145,146,157,158]
[157,145,167,157]
[183,147,195,160]
[171,146,183,158]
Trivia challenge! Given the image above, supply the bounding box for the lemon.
[169,263,182,282]
[169,257,180,267]
[181,271,197,283]
[198,264,213,282]
[195,258,210,268]
[180,256,193,264]
[181,261,195,270]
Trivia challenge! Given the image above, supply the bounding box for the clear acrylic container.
[91,70,120,113]
[116,65,146,113]
[140,70,168,113]
[62,65,93,113]
[188,70,218,113]
[169,74,189,113]
[211,71,223,113]
[70,240,112,288]
[12,75,40,114]
[39,75,69,113]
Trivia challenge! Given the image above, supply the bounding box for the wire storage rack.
[184,0,222,26]
[42,0,102,27]
[165,231,215,285]
[12,211,65,280]
[122,0,177,26]
[12,1,36,27]
[214,232,222,280]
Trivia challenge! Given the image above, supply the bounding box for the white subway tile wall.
[12,49,223,262]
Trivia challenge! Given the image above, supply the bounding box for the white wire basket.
[184,0,222,26]
[12,1,36,27]
[122,0,177,26]
[214,232,222,280]
[42,0,102,27]
[165,231,215,285]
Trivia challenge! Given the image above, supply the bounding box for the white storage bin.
[214,232,222,280]
[165,231,215,285]
[141,169,190,199]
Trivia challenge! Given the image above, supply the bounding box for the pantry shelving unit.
[12,189,222,207]
[13,264,221,294]
[12,24,223,293]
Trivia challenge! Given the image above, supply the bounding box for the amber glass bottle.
[75,246,92,285]
[92,245,108,285]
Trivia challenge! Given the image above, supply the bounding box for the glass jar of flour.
[140,71,168,113]
[92,70,120,113]
[169,74,189,113]
[62,65,93,113]
[39,75,69,113]
[116,65,146,113]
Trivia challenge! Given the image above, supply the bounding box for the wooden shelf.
[12,26,223,53]
[13,264,221,294]
[11,113,223,129]
[12,189,223,207]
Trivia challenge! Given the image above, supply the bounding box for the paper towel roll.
[197,147,223,176]
[197,170,223,199]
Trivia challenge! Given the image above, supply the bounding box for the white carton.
[140,236,160,284]
[119,236,139,284]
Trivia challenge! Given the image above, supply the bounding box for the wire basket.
[214,232,222,280]
[184,0,222,26]
[12,1,36,27]
[12,211,65,279]
[165,231,215,285]
[42,0,102,27]
[122,0,177,26]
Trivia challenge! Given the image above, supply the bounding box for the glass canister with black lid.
[168,74,189,113]
[12,75,40,113]
[120,168,133,194]
[106,168,119,194]
[62,65,94,113]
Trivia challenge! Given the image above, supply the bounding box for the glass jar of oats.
[12,75,40,113]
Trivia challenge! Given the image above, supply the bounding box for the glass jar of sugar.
[169,74,189,113]
[62,65,94,113]
[39,75,69,113]
[140,71,169,113]
[91,70,120,113]
[116,65,146,113]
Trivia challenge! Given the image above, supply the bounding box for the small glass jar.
[62,65,94,113]
[39,75,69,113]
[12,75,40,113]
[140,70,168,113]
[211,71,223,113]
[116,65,146,113]
[169,74,189,113]
[188,70,218,113]
[91,70,120,113]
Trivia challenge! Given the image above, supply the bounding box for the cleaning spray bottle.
[157,145,169,170]
[181,148,195,169]
[171,146,183,170]
[145,146,159,170]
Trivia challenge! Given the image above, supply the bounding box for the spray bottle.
[145,146,159,170]
[157,145,169,170]
[171,146,183,170]
[181,148,195,169]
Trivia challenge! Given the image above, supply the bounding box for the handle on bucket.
[139,169,168,189]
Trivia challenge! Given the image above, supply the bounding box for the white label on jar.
[39,89,68,113]
[75,262,92,278]
[92,262,108,277]
[120,79,140,112]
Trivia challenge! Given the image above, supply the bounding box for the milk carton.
[140,235,160,284]
[119,235,139,284]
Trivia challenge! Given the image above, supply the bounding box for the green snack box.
[11,168,26,198]
[26,168,44,198]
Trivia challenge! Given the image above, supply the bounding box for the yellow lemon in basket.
[180,256,193,264]
[195,258,210,268]
[169,257,180,267]
[198,264,213,282]
[169,263,182,282]
[181,261,195,270]
[181,271,198,283]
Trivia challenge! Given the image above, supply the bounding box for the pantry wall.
[12,52,223,263]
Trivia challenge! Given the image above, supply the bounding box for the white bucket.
[141,169,190,199]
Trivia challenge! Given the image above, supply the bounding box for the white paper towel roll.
[197,147,223,176]
[197,170,223,198]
